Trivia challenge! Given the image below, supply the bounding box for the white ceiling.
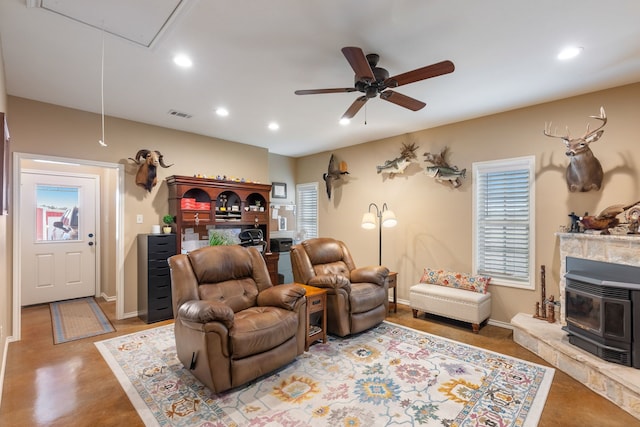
[1,0,640,157]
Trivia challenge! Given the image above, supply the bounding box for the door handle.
[88,241,94,246]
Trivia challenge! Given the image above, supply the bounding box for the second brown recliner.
[290,237,389,337]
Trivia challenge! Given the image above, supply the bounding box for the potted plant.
[209,229,239,246]
[162,215,174,234]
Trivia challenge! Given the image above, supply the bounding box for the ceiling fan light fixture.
[339,118,350,125]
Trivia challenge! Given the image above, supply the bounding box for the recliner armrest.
[257,284,306,311]
[308,274,351,292]
[178,300,235,328]
[351,266,389,286]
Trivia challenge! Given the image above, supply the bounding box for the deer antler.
[543,106,607,141]
[543,123,570,140]
[582,106,607,140]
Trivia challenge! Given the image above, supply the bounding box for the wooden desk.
[387,272,398,313]
[297,284,327,351]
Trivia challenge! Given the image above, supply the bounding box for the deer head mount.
[543,107,607,192]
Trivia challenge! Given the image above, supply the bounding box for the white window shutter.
[473,156,535,289]
[295,182,318,240]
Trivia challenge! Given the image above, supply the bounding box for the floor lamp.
[361,202,397,265]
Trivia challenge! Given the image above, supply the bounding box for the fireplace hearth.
[510,233,640,420]
[564,256,640,368]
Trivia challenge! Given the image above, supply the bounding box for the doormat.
[50,297,115,344]
[95,321,554,426]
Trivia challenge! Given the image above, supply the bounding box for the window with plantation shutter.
[473,156,535,289]
[296,182,318,240]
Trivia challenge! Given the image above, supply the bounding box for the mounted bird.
[323,154,349,199]
[580,200,640,231]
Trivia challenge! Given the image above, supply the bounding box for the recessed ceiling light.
[173,54,193,67]
[339,118,350,126]
[557,46,583,60]
[268,122,279,131]
[216,107,229,117]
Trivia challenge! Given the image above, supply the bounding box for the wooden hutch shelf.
[166,175,273,254]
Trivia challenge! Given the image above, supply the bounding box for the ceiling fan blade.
[295,88,356,95]
[342,96,368,119]
[384,60,455,88]
[341,47,375,82]
[380,90,426,111]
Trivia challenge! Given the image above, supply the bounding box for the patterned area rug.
[50,297,115,344]
[95,322,553,426]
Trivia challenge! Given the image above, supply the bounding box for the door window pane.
[36,185,79,241]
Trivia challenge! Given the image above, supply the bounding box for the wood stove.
[564,256,640,368]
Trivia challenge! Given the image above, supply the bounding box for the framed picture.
[278,216,287,231]
[272,182,287,199]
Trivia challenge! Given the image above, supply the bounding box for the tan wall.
[295,82,640,324]
[4,83,640,329]
[8,96,270,316]
[0,36,9,373]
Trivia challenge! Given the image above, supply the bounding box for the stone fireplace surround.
[512,233,640,420]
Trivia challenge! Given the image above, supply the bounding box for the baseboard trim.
[0,334,10,408]
[122,310,140,320]
[100,292,116,302]
[488,318,513,330]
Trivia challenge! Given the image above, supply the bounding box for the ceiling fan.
[295,47,455,120]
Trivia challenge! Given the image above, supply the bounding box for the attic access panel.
[38,0,185,47]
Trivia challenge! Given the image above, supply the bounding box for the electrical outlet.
[136,214,143,224]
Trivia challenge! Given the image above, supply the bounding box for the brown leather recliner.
[290,237,389,337]
[168,245,307,393]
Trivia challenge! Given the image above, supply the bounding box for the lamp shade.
[381,209,397,228]
[361,212,377,229]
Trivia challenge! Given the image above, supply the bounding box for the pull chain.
[98,28,107,147]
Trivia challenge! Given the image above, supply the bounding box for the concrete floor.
[1,300,637,426]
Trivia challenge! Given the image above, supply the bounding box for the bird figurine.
[580,200,640,231]
[323,154,349,199]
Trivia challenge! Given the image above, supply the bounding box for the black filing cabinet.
[138,234,176,323]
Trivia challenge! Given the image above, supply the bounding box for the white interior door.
[20,170,98,306]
